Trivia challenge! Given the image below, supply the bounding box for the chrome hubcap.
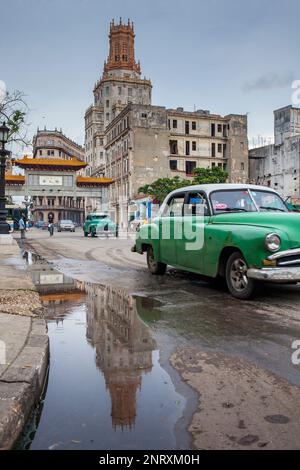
[230,258,248,291]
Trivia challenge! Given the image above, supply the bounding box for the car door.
[159,193,185,266]
[177,191,210,272]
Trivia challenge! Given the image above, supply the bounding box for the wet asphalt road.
[16,229,300,449]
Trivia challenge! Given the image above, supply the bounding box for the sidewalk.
[0,235,49,449]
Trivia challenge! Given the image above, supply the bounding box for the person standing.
[19,216,26,239]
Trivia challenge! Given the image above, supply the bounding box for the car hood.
[211,212,300,247]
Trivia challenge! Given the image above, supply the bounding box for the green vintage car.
[133,184,300,299]
[83,213,117,237]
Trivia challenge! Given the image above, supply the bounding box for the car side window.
[86,216,91,221]
[162,194,185,217]
[186,192,209,216]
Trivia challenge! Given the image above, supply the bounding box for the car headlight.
[265,233,281,252]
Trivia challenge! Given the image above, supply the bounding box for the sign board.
[39,274,64,285]
[39,176,63,186]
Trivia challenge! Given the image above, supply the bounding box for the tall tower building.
[84,19,152,179]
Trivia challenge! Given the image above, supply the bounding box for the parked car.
[58,219,76,232]
[35,220,44,228]
[83,213,117,237]
[133,183,300,300]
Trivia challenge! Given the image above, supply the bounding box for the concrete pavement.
[0,236,49,449]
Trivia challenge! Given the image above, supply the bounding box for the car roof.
[168,183,278,198]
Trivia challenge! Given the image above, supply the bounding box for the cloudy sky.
[1,0,300,154]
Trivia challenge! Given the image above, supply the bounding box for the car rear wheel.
[147,246,167,275]
[90,228,96,237]
[225,251,258,300]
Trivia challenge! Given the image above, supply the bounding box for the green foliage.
[138,176,190,204]
[7,110,26,138]
[192,166,228,184]
[138,167,228,203]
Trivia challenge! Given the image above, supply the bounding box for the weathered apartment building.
[167,108,248,181]
[84,19,249,224]
[249,105,300,198]
[33,128,85,161]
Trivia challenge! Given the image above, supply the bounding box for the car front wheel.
[225,251,258,300]
[147,246,167,275]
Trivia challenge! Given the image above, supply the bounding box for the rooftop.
[14,156,87,170]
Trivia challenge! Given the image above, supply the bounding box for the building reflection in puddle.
[20,252,185,449]
[83,282,156,430]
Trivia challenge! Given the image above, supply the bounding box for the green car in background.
[83,213,117,238]
[133,184,300,300]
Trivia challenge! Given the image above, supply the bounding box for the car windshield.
[211,190,257,214]
[61,220,73,224]
[210,189,289,214]
[250,190,288,212]
[92,215,108,220]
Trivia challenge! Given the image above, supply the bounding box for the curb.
[0,237,49,449]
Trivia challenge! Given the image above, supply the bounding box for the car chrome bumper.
[248,267,300,283]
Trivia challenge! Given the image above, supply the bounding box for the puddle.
[17,252,189,450]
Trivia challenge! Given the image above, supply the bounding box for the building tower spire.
[104,18,141,75]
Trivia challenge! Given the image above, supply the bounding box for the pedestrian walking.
[18,216,26,239]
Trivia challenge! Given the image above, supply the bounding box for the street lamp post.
[0,122,11,234]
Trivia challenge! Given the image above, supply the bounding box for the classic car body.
[83,213,117,237]
[134,184,300,299]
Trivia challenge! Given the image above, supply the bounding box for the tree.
[138,176,190,204]
[0,89,30,147]
[138,167,229,204]
[192,166,228,184]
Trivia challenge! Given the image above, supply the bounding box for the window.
[106,113,109,121]
[172,119,177,129]
[211,143,216,157]
[106,100,109,107]
[141,113,147,118]
[211,190,256,214]
[47,150,50,156]
[186,161,196,174]
[218,143,222,153]
[217,124,222,133]
[100,138,103,145]
[128,88,132,96]
[192,141,197,151]
[168,119,171,130]
[186,192,209,216]
[241,162,245,170]
[118,87,122,95]
[185,121,190,134]
[106,86,109,96]
[163,194,185,217]
[223,143,227,157]
[192,121,196,130]
[170,160,178,170]
[211,123,215,137]
[170,140,178,155]
[185,141,190,156]
[212,162,216,168]
[39,150,42,156]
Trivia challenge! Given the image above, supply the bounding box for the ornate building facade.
[84,19,249,226]
[85,19,152,177]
